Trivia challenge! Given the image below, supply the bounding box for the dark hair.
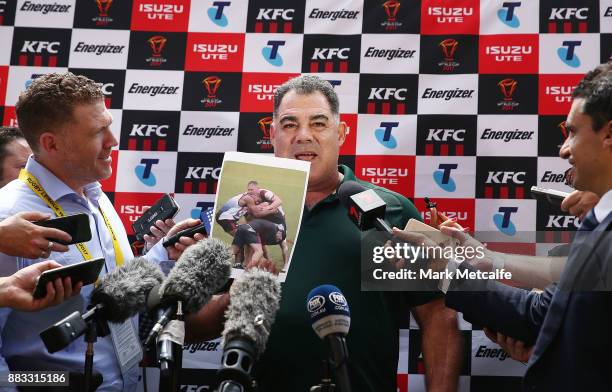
[572,61,612,131]
[247,180,258,187]
[15,72,103,151]
[273,75,339,118]
[0,127,26,180]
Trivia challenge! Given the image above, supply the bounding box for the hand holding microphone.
[40,257,165,353]
[145,238,232,346]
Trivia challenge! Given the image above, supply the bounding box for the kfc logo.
[477,157,536,199]
[11,28,71,66]
[175,153,223,194]
[541,0,598,33]
[249,7,297,33]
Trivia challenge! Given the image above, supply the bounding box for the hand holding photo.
[211,152,309,281]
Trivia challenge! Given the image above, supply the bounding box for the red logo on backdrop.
[258,116,272,139]
[382,0,401,31]
[538,74,582,115]
[240,73,298,112]
[100,150,119,192]
[339,113,357,156]
[421,0,479,34]
[396,374,408,392]
[497,78,519,111]
[479,34,538,74]
[414,198,475,232]
[114,192,165,235]
[438,38,459,71]
[0,66,8,106]
[131,0,190,32]
[185,33,245,72]
[355,155,415,197]
[146,35,167,66]
[202,76,222,108]
[2,107,17,127]
[94,0,114,25]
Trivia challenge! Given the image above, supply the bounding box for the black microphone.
[307,285,352,392]
[144,238,232,346]
[216,268,281,392]
[40,257,165,353]
[337,181,393,236]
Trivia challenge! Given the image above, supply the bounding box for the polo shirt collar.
[25,156,101,202]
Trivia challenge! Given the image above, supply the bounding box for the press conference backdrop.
[1,0,611,390]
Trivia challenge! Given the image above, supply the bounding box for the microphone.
[337,181,393,236]
[144,238,232,346]
[41,257,165,353]
[216,268,281,392]
[307,285,352,392]
[90,257,165,322]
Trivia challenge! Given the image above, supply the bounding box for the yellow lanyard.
[19,169,124,267]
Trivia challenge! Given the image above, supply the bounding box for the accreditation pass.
[0,371,69,387]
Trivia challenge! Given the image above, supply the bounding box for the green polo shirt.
[255,165,441,391]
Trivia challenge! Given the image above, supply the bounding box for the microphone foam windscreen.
[160,238,232,314]
[223,268,281,355]
[337,181,367,208]
[91,257,164,323]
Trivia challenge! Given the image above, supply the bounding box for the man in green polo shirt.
[262,75,462,390]
[185,75,462,391]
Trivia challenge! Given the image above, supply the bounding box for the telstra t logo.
[191,201,213,219]
[493,206,518,235]
[433,164,458,192]
[557,41,581,68]
[374,122,398,149]
[207,1,230,27]
[262,40,285,66]
[135,158,159,187]
[497,2,521,28]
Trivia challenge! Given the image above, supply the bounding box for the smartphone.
[530,186,570,207]
[32,258,105,299]
[35,213,92,245]
[132,194,180,241]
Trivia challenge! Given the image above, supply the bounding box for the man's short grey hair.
[273,75,339,118]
